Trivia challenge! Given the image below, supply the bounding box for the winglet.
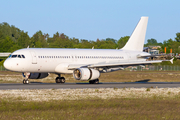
[163,58,174,64]
[170,58,174,64]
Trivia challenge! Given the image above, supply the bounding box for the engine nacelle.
[22,73,49,79]
[73,68,100,81]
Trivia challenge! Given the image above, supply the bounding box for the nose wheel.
[23,72,30,84]
[23,79,29,84]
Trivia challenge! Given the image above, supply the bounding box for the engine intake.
[23,73,49,79]
[73,68,100,81]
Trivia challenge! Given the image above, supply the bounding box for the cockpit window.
[22,55,25,58]
[18,55,21,58]
[10,54,25,58]
[12,55,17,58]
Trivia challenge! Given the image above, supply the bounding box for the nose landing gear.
[23,79,29,84]
[23,72,30,84]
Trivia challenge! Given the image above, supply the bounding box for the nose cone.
[3,59,12,70]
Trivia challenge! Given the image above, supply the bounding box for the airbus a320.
[3,17,173,84]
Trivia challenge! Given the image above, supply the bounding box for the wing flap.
[88,60,163,68]
[68,64,89,70]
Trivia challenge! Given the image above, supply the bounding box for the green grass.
[0,98,180,120]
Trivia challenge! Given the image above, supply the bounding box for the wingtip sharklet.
[163,58,174,64]
[170,58,174,64]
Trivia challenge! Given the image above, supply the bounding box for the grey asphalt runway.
[0,82,180,90]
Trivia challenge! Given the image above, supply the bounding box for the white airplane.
[3,17,173,84]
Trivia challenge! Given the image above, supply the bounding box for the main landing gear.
[89,79,99,84]
[55,74,65,83]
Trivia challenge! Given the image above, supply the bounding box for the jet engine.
[22,73,49,79]
[73,68,100,81]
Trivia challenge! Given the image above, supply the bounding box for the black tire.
[23,79,29,84]
[55,77,60,83]
[94,79,99,84]
[60,77,65,83]
[89,79,99,84]
[26,80,29,84]
[89,80,94,84]
[23,79,26,84]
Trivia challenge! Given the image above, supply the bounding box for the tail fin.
[122,17,148,52]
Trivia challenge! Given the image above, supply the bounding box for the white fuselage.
[4,48,149,73]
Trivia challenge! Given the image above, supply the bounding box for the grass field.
[1,71,180,119]
[1,70,180,83]
[0,97,180,120]
[0,88,180,119]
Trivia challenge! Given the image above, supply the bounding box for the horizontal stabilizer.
[137,54,162,58]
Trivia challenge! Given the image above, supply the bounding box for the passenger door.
[30,51,37,64]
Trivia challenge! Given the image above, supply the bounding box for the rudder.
[122,17,148,52]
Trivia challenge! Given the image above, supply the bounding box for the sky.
[0,0,180,43]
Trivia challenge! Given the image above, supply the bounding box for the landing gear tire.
[60,77,65,83]
[89,79,99,84]
[55,77,65,83]
[23,79,29,84]
[94,79,99,84]
[56,77,60,83]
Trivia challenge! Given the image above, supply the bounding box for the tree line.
[0,22,180,54]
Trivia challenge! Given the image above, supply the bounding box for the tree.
[70,38,79,48]
[117,36,130,49]
[161,38,180,54]
[0,36,14,52]
[31,30,47,48]
[17,31,30,48]
[175,33,180,42]
[106,38,117,44]
[146,38,158,46]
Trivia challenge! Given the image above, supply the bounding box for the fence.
[1,65,180,71]
[0,66,6,71]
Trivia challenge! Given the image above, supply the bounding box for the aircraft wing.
[68,58,173,70]
[87,60,163,68]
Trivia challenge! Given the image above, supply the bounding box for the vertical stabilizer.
[122,17,148,51]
